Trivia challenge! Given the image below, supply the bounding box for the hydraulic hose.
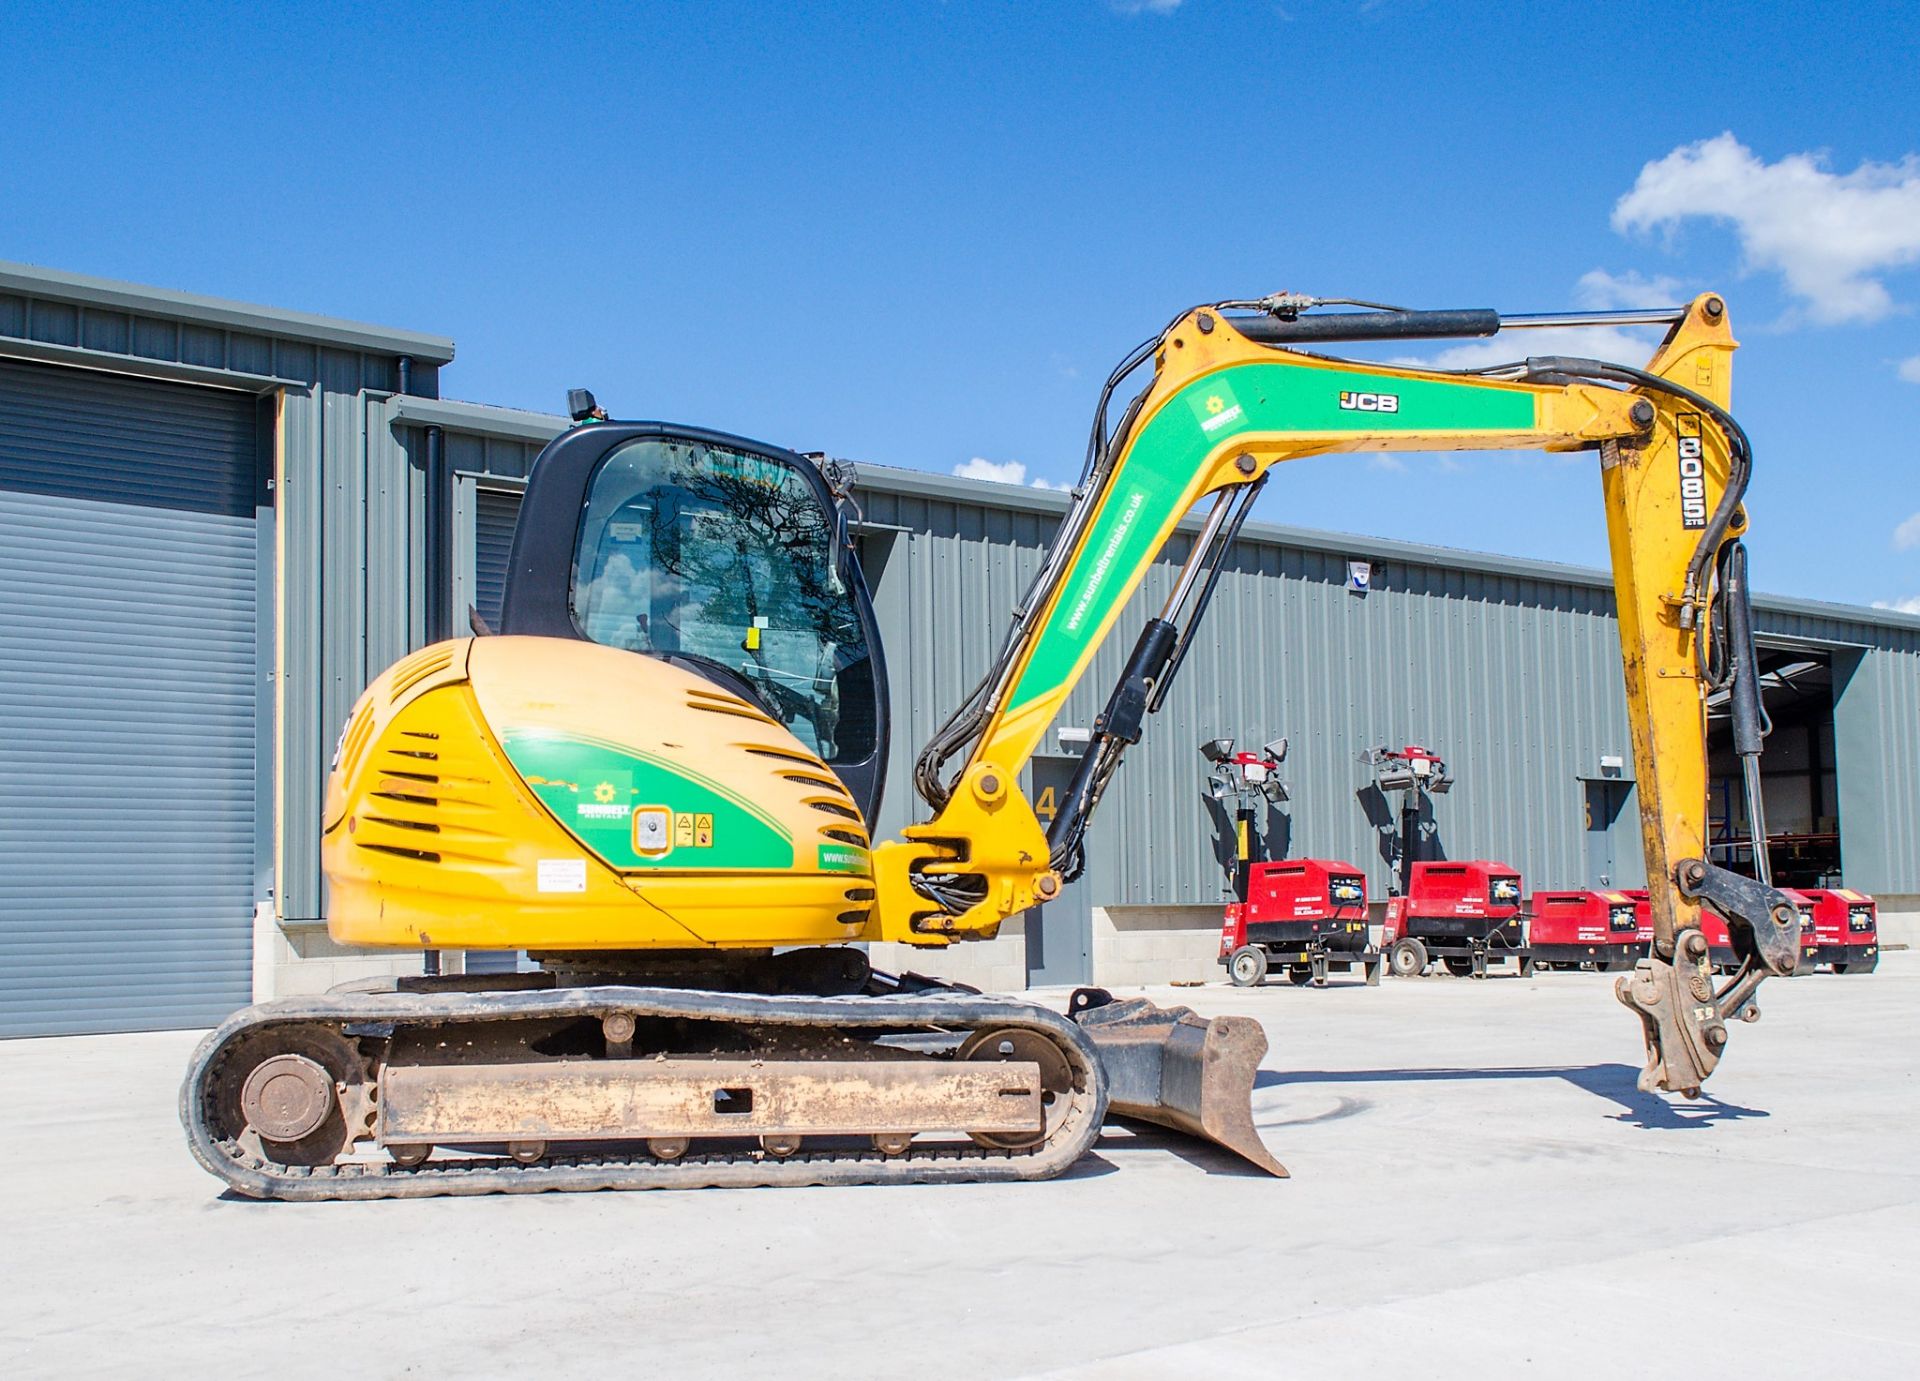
[1518,355,1753,635]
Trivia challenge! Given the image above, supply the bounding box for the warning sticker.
[537,858,588,894]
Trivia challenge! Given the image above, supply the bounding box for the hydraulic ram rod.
[1231,305,1690,345]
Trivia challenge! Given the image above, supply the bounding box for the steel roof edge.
[388,395,568,443]
[0,260,457,365]
[848,461,1920,636]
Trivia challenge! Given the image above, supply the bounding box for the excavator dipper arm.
[869,292,1796,1098]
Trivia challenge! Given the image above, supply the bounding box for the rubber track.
[181,985,1110,1201]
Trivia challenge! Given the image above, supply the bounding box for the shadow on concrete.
[1251,1062,1769,1130]
[1095,1121,1280,1178]
[1055,1150,1122,1181]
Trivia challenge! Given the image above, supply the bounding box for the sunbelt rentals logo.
[1189,380,1245,436]
[577,771,634,820]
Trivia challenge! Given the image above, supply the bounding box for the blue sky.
[5,1,1918,611]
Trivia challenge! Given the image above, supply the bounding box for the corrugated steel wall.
[855,473,1920,904]
[1820,622,1920,896]
[0,283,431,397]
[276,397,547,919]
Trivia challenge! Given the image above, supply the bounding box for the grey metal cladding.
[0,359,258,1035]
[0,259,455,367]
[475,488,523,631]
[277,398,550,919]
[1830,638,1920,894]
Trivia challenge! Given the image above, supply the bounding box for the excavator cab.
[494,422,890,825]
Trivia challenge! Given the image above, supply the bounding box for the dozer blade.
[1068,988,1286,1177]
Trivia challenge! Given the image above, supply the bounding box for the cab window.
[571,438,875,764]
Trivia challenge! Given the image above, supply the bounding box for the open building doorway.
[1706,642,1839,888]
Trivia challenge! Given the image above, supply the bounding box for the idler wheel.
[959,1027,1073,1151]
[241,1054,337,1142]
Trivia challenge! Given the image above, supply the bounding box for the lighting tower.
[1201,736,1290,902]
[1359,744,1454,896]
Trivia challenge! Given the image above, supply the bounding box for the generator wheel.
[1388,938,1428,978]
[1444,956,1474,978]
[1286,964,1313,987]
[1228,945,1269,987]
[1831,963,1852,975]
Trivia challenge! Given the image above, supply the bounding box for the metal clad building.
[0,262,451,1034]
[3,260,1918,1032]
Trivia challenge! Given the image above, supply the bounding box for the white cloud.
[952,457,1070,491]
[1575,268,1687,311]
[1899,355,1920,383]
[1873,596,1920,615]
[1895,511,1920,551]
[1613,133,1920,325]
[1109,0,1181,12]
[952,457,1027,484]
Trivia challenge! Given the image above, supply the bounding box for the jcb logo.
[1339,390,1399,413]
[1676,413,1707,530]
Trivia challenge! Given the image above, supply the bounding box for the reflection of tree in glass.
[645,447,867,755]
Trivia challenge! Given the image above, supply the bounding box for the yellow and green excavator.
[183,290,1802,1199]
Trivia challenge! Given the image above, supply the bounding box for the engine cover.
[323,637,876,952]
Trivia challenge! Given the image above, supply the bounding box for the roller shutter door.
[465,485,527,975]
[473,485,521,632]
[0,358,260,1035]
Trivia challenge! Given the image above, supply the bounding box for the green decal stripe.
[1183,360,1536,440]
[509,725,791,837]
[817,843,870,874]
[502,729,796,872]
[1008,362,1536,711]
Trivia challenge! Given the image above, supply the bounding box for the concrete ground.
[4,956,1916,1380]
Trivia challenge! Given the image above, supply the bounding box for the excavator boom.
[875,291,1797,1097]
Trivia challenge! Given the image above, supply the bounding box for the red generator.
[1383,860,1528,979]
[1784,890,1820,975]
[1800,887,1880,974]
[1527,890,1644,972]
[1620,888,1818,974]
[1219,859,1382,987]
